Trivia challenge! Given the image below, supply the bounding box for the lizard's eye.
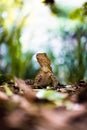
[37,78,42,83]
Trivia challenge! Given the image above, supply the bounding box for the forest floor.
[0,74,87,130]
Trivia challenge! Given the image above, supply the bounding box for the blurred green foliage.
[60,23,87,83]
[70,2,87,21]
[0,0,87,84]
[45,2,87,84]
[0,0,35,78]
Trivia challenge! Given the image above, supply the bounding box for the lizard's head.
[36,53,51,67]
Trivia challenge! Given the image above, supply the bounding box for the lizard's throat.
[41,66,51,73]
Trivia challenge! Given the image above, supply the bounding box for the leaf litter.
[0,53,87,130]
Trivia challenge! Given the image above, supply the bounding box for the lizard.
[25,53,59,89]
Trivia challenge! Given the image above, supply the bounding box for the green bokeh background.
[0,0,87,84]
